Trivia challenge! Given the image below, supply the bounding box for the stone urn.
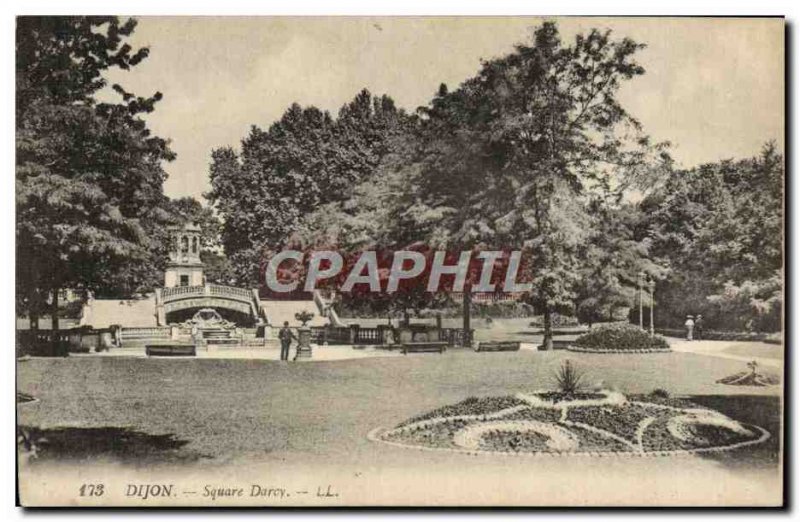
[294,310,314,360]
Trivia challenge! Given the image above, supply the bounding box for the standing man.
[278,321,295,361]
[694,314,704,341]
[684,315,695,341]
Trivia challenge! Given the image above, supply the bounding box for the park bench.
[537,339,572,350]
[204,338,240,346]
[145,344,196,356]
[476,341,520,352]
[401,341,447,354]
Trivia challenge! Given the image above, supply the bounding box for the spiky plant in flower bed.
[553,359,584,395]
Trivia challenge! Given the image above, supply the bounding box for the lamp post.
[638,271,644,330]
[649,279,655,336]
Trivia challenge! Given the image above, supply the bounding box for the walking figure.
[278,321,296,361]
[694,314,704,341]
[684,315,695,341]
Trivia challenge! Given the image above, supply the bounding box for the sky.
[101,16,785,201]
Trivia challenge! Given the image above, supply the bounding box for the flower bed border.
[370,391,770,458]
[368,424,770,458]
[566,345,672,354]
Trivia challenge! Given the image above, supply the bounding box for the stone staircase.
[80,295,158,329]
[200,327,240,345]
[259,299,328,328]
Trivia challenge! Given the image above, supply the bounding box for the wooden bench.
[145,344,196,356]
[477,341,521,352]
[537,339,572,350]
[401,342,447,354]
[205,338,240,346]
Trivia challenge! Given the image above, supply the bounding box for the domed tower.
[164,223,204,288]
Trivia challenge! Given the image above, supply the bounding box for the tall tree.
[207,89,410,287]
[16,17,175,333]
[394,23,657,348]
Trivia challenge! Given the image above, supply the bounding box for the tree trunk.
[542,303,553,351]
[51,287,60,355]
[29,289,40,332]
[463,283,472,347]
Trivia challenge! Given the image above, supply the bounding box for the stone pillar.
[349,324,360,344]
[294,326,313,359]
[109,324,122,347]
[68,330,83,351]
[99,331,113,352]
[154,288,166,326]
[263,325,273,345]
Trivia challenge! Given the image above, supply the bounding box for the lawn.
[722,342,784,361]
[17,349,780,468]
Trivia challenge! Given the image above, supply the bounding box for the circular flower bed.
[371,391,768,457]
[568,323,671,353]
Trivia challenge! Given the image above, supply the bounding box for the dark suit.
[278,327,294,361]
[694,318,704,340]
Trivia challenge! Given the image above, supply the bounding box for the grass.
[17,349,780,468]
[722,342,784,360]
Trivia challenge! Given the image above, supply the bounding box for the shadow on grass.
[18,426,210,466]
[687,395,781,471]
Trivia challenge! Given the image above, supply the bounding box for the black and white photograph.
[13,13,785,507]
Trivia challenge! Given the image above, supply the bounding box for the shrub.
[574,323,669,351]
[649,388,670,399]
[553,360,584,393]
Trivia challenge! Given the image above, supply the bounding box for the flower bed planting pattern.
[371,391,769,457]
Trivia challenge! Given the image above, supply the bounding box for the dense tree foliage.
[208,21,781,335]
[19,18,782,340]
[639,143,783,331]
[376,23,661,346]
[206,89,412,286]
[16,17,175,328]
[574,195,666,326]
